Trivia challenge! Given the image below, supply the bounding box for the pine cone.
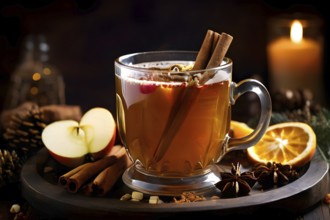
[0,148,22,187]
[3,103,46,157]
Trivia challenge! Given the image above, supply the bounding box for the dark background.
[0,0,328,115]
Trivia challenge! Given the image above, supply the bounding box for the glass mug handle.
[227,79,272,151]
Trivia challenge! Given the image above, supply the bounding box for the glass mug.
[115,51,272,195]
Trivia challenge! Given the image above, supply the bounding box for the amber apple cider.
[115,62,231,177]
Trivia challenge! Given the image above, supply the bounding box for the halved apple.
[41,107,116,168]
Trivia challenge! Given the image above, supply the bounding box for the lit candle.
[267,18,324,104]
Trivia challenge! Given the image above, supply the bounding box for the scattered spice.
[173,192,206,203]
[131,191,144,202]
[149,196,163,204]
[9,204,21,214]
[253,162,300,189]
[120,193,132,201]
[324,193,330,204]
[215,162,257,198]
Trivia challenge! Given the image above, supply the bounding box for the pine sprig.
[309,108,330,158]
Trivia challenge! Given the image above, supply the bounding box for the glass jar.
[4,34,65,109]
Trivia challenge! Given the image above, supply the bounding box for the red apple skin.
[90,126,117,160]
[48,150,86,168]
[48,126,117,167]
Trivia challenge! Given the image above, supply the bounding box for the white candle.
[267,19,324,104]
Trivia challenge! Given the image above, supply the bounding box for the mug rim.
[115,50,232,74]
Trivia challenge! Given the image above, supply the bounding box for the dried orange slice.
[246,122,317,169]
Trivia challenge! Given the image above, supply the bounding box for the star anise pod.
[215,162,257,198]
[253,162,300,189]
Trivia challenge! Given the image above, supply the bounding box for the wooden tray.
[21,147,329,219]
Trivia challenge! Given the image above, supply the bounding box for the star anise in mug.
[253,162,300,189]
[215,162,257,198]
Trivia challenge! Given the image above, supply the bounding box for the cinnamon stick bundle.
[58,145,132,194]
[192,30,216,70]
[200,32,233,84]
[87,151,131,196]
[80,154,132,197]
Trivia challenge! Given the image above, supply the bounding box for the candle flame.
[290,20,303,43]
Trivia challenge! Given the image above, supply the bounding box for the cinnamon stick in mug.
[212,32,221,51]
[199,32,233,85]
[207,32,233,68]
[192,29,215,70]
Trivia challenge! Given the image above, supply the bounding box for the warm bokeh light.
[290,20,303,43]
[30,87,39,95]
[43,67,51,75]
[32,72,41,81]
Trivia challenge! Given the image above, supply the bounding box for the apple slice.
[41,107,116,168]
